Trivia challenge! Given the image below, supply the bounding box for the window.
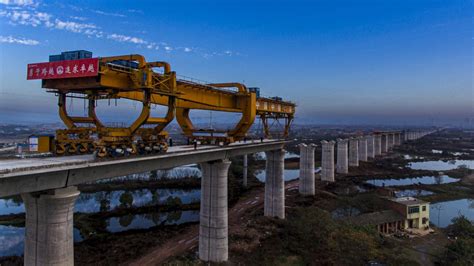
[408,206,419,214]
[422,205,426,211]
[422,218,428,224]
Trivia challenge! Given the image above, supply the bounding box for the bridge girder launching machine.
[28,52,295,157]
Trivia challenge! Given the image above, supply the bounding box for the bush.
[119,192,133,208]
[439,215,474,265]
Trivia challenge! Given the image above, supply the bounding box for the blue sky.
[0,0,472,125]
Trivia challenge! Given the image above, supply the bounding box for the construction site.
[24,50,295,157]
[0,1,472,266]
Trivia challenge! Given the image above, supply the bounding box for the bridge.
[0,130,433,264]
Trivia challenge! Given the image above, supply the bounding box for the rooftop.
[346,210,404,226]
[389,197,428,206]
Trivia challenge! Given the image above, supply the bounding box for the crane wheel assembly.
[27,50,296,157]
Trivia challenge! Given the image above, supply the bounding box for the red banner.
[27,58,99,80]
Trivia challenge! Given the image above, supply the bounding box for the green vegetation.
[438,216,474,265]
[235,207,417,265]
[448,165,473,179]
[227,155,262,205]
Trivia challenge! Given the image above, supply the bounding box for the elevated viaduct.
[0,140,287,264]
[0,130,435,264]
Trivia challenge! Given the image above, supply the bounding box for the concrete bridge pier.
[264,149,285,219]
[367,135,375,159]
[321,140,335,182]
[243,154,248,188]
[349,138,359,167]
[22,186,80,266]
[358,137,368,162]
[299,144,316,195]
[381,134,388,154]
[374,135,382,156]
[387,133,394,150]
[395,133,401,146]
[199,159,231,262]
[336,139,349,174]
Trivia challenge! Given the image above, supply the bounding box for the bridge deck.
[0,139,288,197]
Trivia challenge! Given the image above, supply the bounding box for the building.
[28,135,54,153]
[347,210,405,234]
[388,197,430,230]
[347,197,430,235]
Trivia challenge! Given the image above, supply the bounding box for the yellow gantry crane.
[29,52,295,157]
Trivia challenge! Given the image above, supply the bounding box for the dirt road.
[128,181,299,265]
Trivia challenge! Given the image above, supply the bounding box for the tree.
[119,191,134,208]
[439,215,474,265]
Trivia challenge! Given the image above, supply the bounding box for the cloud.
[0,3,239,57]
[127,9,143,14]
[53,19,97,33]
[0,9,104,36]
[0,0,37,7]
[93,10,125,17]
[107,33,146,44]
[0,35,39,45]
[69,16,87,21]
[0,10,50,27]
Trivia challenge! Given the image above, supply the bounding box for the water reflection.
[0,225,23,257]
[75,189,200,213]
[97,165,202,183]
[106,210,200,233]
[430,199,474,228]
[0,197,23,216]
[408,160,474,171]
[403,155,424,160]
[254,151,299,160]
[331,207,360,219]
[256,169,300,182]
[0,189,200,215]
[0,226,83,257]
[394,189,434,198]
[366,175,459,187]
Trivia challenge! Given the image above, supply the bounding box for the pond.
[365,175,459,187]
[408,160,474,171]
[403,155,424,160]
[106,210,200,233]
[0,198,24,216]
[393,189,434,198]
[256,169,300,182]
[97,165,202,183]
[75,189,200,213]
[254,151,299,160]
[0,189,201,215]
[430,199,474,228]
[452,152,469,156]
[0,226,83,257]
[331,207,361,219]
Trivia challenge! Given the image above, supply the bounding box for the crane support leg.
[55,93,102,155]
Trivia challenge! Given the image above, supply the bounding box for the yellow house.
[347,197,431,234]
[389,197,430,230]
